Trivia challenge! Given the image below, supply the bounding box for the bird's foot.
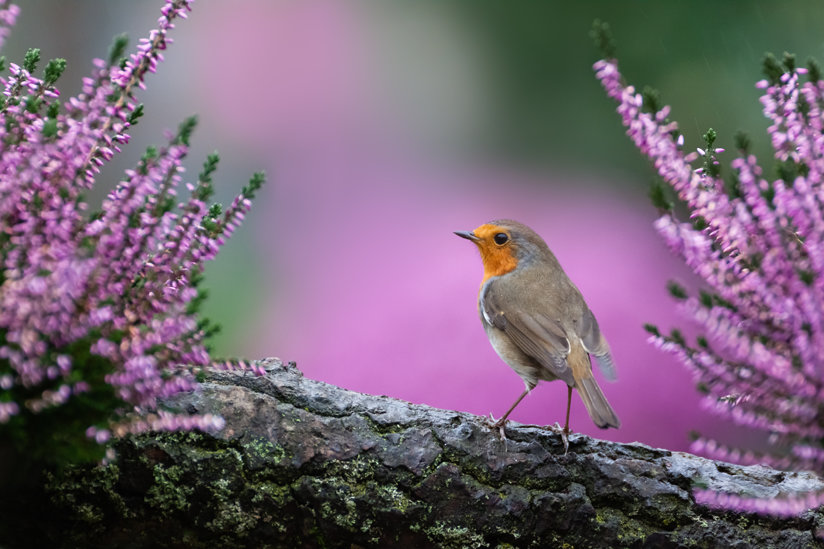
[485,413,508,443]
[543,422,570,455]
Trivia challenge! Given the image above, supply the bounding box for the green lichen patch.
[146,463,192,516]
[424,520,486,549]
[203,478,258,537]
[250,480,291,506]
[241,436,291,477]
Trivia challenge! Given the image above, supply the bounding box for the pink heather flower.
[86,426,111,444]
[0,401,19,422]
[596,48,824,516]
[694,487,824,518]
[0,0,263,464]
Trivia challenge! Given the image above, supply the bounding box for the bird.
[455,219,620,442]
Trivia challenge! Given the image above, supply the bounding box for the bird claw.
[485,413,509,444]
[484,416,569,455]
[542,422,570,455]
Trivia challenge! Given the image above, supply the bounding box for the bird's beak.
[454,230,480,242]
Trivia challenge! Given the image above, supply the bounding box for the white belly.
[484,323,546,390]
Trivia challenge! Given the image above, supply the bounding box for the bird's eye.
[493,232,509,245]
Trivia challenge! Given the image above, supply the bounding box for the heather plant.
[593,20,824,515]
[0,0,264,468]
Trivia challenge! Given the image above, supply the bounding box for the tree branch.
[6,358,824,548]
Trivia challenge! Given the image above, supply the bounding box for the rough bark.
[5,358,824,548]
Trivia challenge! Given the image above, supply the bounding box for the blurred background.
[7,1,824,452]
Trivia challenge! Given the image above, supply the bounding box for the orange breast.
[479,245,518,285]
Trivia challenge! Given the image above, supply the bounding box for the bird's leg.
[487,388,530,439]
[558,385,572,455]
[493,388,530,427]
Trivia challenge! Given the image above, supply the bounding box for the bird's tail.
[577,376,620,429]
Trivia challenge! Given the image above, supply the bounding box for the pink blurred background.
[9,0,823,451]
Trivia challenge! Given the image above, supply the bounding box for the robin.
[455,219,620,442]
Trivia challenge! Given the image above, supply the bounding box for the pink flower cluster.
[694,486,824,519]
[0,0,18,51]
[595,51,824,515]
[0,0,262,459]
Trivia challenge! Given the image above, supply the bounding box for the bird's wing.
[481,281,574,384]
[577,306,617,381]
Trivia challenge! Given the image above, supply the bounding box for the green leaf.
[798,95,811,120]
[23,48,40,73]
[703,128,716,149]
[46,100,60,119]
[667,281,688,300]
[733,130,750,154]
[590,19,616,59]
[198,152,219,183]
[24,96,42,114]
[776,158,808,182]
[782,51,796,72]
[807,57,822,83]
[43,58,66,86]
[194,153,219,202]
[138,145,158,175]
[174,115,198,146]
[42,118,58,138]
[641,86,661,114]
[208,203,222,218]
[127,103,144,125]
[157,195,175,215]
[798,269,815,286]
[242,171,266,200]
[762,52,783,85]
[108,33,129,66]
[649,179,673,211]
[670,329,686,346]
[643,323,661,337]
